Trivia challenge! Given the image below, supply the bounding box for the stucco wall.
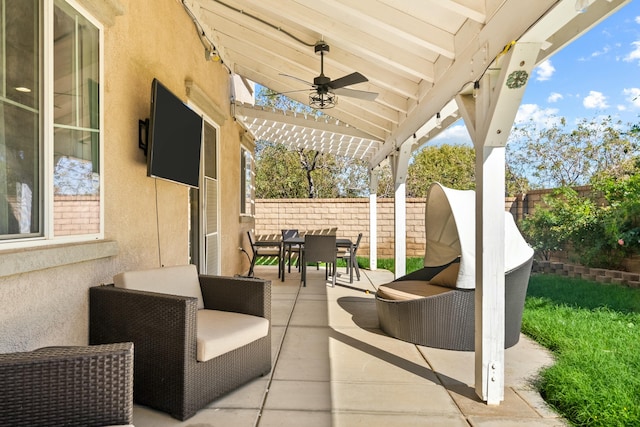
[0,0,247,352]
[104,0,250,277]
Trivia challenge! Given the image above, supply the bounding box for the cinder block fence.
[255,190,639,276]
[255,196,520,258]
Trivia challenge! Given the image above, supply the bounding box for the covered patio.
[132,265,561,426]
[0,0,630,424]
[186,0,629,405]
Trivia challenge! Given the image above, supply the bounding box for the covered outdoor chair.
[90,265,271,420]
[0,342,134,427]
[302,234,337,287]
[375,183,534,351]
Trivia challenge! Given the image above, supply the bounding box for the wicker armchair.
[0,342,134,427]
[89,265,271,421]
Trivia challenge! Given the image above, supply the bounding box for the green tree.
[373,165,394,198]
[508,116,640,188]
[406,144,475,196]
[254,85,370,198]
[255,140,364,198]
[254,142,307,198]
[369,144,477,198]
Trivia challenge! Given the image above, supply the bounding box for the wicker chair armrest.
[199,275,271,320]
[0,342,133,427]
[89,285,197,362]
[29,341,133,359]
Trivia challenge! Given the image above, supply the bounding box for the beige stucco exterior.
[0,0,252,352]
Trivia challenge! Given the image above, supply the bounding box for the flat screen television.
[147,78,203,188]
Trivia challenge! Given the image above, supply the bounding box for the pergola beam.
[369,0,558,170]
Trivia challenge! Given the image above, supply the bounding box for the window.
[189,118,220,274]
[240,146,254,216]
[0,0,102,245]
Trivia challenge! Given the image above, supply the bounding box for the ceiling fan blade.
[328,72,368,89]
[279,73,314,87]
[278,89,313,95]
[333,87,378,101]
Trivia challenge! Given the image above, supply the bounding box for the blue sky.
[435,1,640,145]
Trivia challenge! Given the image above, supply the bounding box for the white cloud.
[624,40,640,63]
[547,92,563,103]
[515,104,560,128]
[431,124,472,146]
[583,91,609,109]
[591,45,611,58]
[636,16,640,24]
[623,87,640,108]
[535,60,555,81]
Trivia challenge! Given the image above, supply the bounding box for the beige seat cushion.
[196,310,269,362]
[113,264,204,309]
[377,280,452,301]
[428,262,460,288]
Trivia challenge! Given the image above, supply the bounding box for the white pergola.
[183,0,629,404]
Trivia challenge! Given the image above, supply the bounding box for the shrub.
[521,170,640,269]
[594,172,640,256]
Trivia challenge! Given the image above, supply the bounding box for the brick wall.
[255,197,517,258]
[255,185,640,273]
[254,187,588,259]
[54,195,100,236]
[507,185,593,220]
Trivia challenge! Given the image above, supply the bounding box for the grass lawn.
[523,274,640,427]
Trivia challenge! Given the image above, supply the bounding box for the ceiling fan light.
[309,92,336,109]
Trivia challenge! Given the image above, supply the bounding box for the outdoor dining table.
[281,236,355,283]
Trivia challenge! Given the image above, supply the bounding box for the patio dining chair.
[302,234,337,287]
[338,232,363,281]
[247,230,282,278]
[282,229,301,273]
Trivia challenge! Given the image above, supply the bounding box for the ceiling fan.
[280,41,378,109]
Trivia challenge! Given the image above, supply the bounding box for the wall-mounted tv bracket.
[139,118,149,156]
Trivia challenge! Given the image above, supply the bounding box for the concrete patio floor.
[132,264,567,427]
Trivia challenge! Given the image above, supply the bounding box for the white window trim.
[187,100,222,275]
[2,0,105,251]
[240,144,255,218]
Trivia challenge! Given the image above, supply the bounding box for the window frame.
[240,144,255,217]
[1,0,104,250]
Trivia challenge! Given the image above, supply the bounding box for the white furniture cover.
[424,183,534,289]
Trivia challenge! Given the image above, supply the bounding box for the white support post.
[369,169,379,271]
[393,183,406,279]
[391,139,413,279]
[475,145,506,404]
[456,41,540,404]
